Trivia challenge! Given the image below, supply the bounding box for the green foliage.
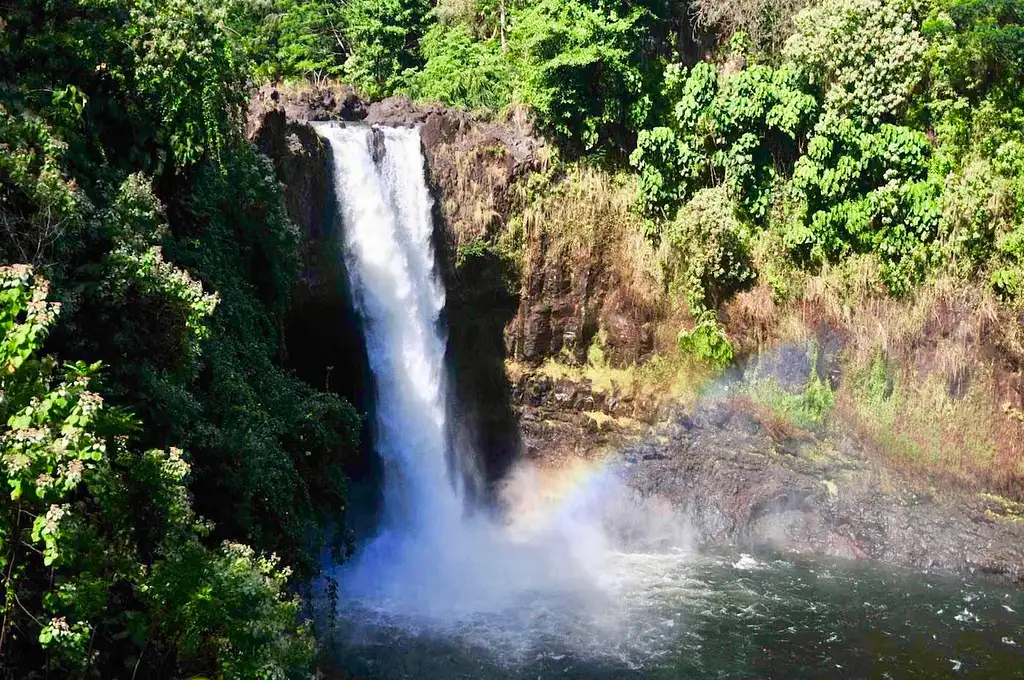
[789,119,941,293]
[713,65,818,219]
[128,0,249,167]
[668,61,719,132]
[747,370,836,429]
[509,0,656,154]
[938,158,1016,273]
[922,0,1024,107]
[1,3,361,676]
[435,0,506,35]
[678,316,736,368]
[662,186,757,310]
[408,19,513,109]
[145,541,315,679]
[624,0,1024,329]
[339,0,431,98]
[456,238,498,267]
[142,145,361,573]
[1,0,249,174]
[631,126,704,233]
[692,0,808,53]
[0,105,85,268]
[745,342,836,429]
[631,61,817,229]
[102,174,221,365]
[273,0,348,78]
[0,268,314,678]
[991,266,1023,298]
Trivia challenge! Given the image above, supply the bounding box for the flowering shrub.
[662,186,757,310]
[785,0,928,124]
[0,267,314,678]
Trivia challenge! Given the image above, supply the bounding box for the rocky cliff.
[246,83,665,485]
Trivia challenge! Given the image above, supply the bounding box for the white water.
[317,124,461,538]
[316,123,692,656]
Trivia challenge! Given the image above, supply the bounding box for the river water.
[316,122,1022,680]
[329,549,1023,679]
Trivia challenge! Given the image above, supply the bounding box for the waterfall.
[316,123,674,625]
[316,123,465,541]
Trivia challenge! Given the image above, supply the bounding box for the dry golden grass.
[730,393,811,442]
[505,164,669,367]
[494,161,1024,499]
[434,140,519,243]
[724,281,780,354]
[743,259,1024,499]
[508,345,714,418]
[516,166,652,289]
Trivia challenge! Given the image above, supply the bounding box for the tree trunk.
[500,0,507,53]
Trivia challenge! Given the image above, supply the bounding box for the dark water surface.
[328,550,1023,679]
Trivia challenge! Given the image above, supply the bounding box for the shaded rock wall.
[247,99,374,477]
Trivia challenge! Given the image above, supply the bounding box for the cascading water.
[316,123,463,539]
[316,122,627,619]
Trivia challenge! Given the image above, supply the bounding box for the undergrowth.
[745,371,835,431]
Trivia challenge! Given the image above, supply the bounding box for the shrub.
[785,0,927,124]
[922,0,1024,107]
[747,370,836,429]
[509,0,655,155]
[148,145,361,573]
[692,0,809,53]
[991,266,1022,299]
[339,0,431,98]
[0,105,84,268]
[744,341,837,429]
[0,267,314,678]
[662,186,757,310]
[789,118,941,293]
[632,61,816,231]
[272,0,349,78]
[434,0,506,39]
[938,158,1015,274]
[129,0,250,167]
[408,19,513,109]
[678,316,736,368]
[631,126,706,234]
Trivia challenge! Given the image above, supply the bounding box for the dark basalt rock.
[617,398,1024,585]
[368,127,386,165]
[248,82,368,127]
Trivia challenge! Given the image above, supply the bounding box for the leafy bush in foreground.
[0,267,314,679]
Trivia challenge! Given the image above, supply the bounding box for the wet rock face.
[508,370,662,472]
[248,108,331,244]
[618,400,1024,584]
[247,82,368,127]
